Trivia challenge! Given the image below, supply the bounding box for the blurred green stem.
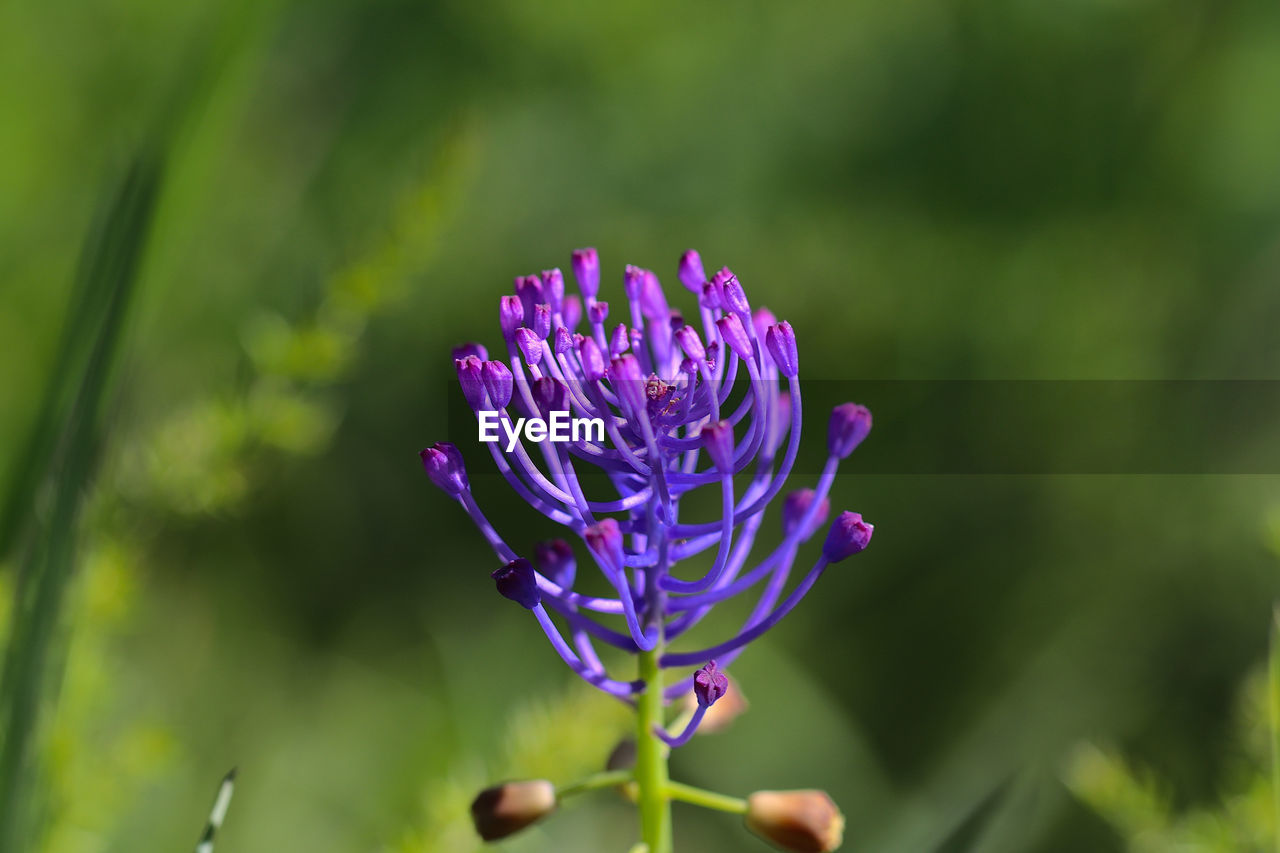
[636,644,672,853]
[555,769,632,799]
[665,781,748,815]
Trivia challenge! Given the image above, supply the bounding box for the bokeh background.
[3,1,1280,851]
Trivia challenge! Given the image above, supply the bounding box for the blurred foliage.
[1,0,1280,851]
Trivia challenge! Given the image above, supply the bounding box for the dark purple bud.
[452,342,488,362]
[678,249,706,293]
[492,558,541,609]
[699,281,721,310]
[716,314,753,362]
[499,295,524,340]
[481,360,513,408]
[471,780,557,842]
[455,356,486,410]
[828,403,872,458]
[704,342,720,371]
[693,660,729,708]
[675,325,706,362]
[609,355,647,415]
[515,275,544,322]
[562,294,583,330]
[700,420,736,473]
[588,301,609,326]
[515,327,544,365]
[534,539,576,587]
[752,307,777,341]
[765,321,799,378]
[782,489,830,539]
[571,248,600,298]
[669,311,686,332]
[822,511,874,563]
[584,518,624,571]
[623,264,645,300]
[540,268,565,311]
[578,337,607,382]
[721,275,751,317]
[532,304,552,340]
[610,323,630,356]
[531,376,568,416]
[554,326,573,355]
[745,790,844,853]
[420,442,469,496]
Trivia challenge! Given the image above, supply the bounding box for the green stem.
[555,769,633,799]
[636,645,672,853]
[665,781,749,815]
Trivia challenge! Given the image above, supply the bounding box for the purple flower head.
[420,442,468,496]
[493,558,541,609]
[693,660,729,708]
[823,512,874,563]
[828,402,872,459]
[423,247,875,746]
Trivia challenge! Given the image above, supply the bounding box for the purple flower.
[420,247,875,734]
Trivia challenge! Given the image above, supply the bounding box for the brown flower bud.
[470,779,557,841]
[745,789,844,852]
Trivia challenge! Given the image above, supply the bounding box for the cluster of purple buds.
[421,248,873,850]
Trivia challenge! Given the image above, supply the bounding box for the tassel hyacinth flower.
[421,248,874,852]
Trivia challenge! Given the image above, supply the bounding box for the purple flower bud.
[678,249,706,293]
[716,314,753,362]
[515,275,544,322]
[481,360,513,408]
[420,442,469,496]
[609,355,647,415]
[693,660,729,708]
[531,304,552,340]
[540,268,565,311]
[700,420,736,473]
[782,489,830,539]
[452,342,488,362]
[515,327,544,365]
[669,311,686,332]
[699,281,721,310]
[584,518,624,571]
[471,780,557,842]
[578,336,607,382]
[710,267,734,304]
[828,403,872,458]
[765,321,799,378]
[639,269,669,320]
[534,539,575,587]
[554,326,573,355]
[822,511,874,563]
[610,323,630,356]
[492,558,541,609]
[675,325,706,362]
[571,247,600,298]
[562,294,582,330]
[455,356,486,410]
[499,295,524,340]
[721,275,751,317]
[588,301,609,326]
[752,307,777,341]
[705,342,720,371]
[531,376,568,416]
[623,265,645,300]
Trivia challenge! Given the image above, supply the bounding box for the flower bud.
[515,327,544,365]
[419,443,468,496]
[721,274,751,318]
[492,558,540,609]
[455,356,486,410]
[639,269,669,320]
[531,377,568,417]
[716,314,753,362]
[572,247,600,298]
[531,303,552,340]
[540,268,565,311]
[609,355,647,416]
[624,264,645,300]
[745,790,844,853]
[562,294,583,330]
[782,489,830,539]
[822,511,874,563]
[693,660,729,708]
[700,420,736,473]
[828,403,871,458]
[534,539,575,587]
[675,325,706,362]
[766,321,799,378]
[499,295,524,340]
[610,323,630,356]
[752,307,778,341]
[481,360,513,408]
[554,326,573,355]
[678,249,706,292]
[515,275,544,322]
[470,779,557,841]
[681,674,748,734]
[588,300,610,326]
[584,518,624,572]
[578,337,607,382]
[451,342,488,362]
[699,280,721,310]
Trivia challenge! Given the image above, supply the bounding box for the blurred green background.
[3,0,1280,851]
